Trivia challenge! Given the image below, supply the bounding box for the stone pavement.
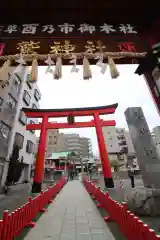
[24,180,115,240]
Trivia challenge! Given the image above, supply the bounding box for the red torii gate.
[23,103,118,193]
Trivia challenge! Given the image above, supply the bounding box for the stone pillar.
[125,107,160,189]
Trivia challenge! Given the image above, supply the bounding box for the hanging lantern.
[0,59,11,87]
[54,57,62,79]
[83,56,92,80]
[108,56,119,79]
[30,58,38,83]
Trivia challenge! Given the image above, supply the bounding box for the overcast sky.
[37,65,160,154]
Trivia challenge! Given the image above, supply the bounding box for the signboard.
[0,23,140,36]
[0,23,150,64]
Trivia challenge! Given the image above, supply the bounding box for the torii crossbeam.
[23,103,118,193]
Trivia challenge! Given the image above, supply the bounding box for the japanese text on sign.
[15,40,138,55]
[1,23,138,35]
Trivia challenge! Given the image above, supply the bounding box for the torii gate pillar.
[32,115,48,193]
[94,113,114,187]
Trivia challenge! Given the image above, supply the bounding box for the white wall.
[102,126,120,153]
[1,67,41,186]
[124,131,135,155]
[152,126,160,158]
[8,68,40,165]
[153,126,160,145]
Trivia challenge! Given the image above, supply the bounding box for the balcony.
[9,83,21,102]
[117,135,125,140]
[118,140,127,146]
[1,102,17,124]
[120,146,128,153]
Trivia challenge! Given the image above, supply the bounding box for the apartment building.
[102,126,136,169]
[0,66,41,186]
[151,126,160,157]
[152,126,160,145]
[63,133,92,157]
[44,130,92,158]
[79,137,92,157]
[46,130,67,157]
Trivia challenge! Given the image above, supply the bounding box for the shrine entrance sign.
[0,23,149,64]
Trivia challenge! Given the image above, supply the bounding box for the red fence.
[83,176,160,240]
[0,177,66,240]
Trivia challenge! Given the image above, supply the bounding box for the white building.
[102,126,136,170]
[0,66,41,186]
[124,131,135,155]
[152,126,160,145]
[63,133,92,157]
[152,126,160,157]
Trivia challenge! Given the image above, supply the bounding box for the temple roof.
[46,152,72,160]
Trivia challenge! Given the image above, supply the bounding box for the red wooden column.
[32,115,48,193]
[94,113,114,188]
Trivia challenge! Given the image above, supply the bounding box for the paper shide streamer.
[70,55,79,73]
[95,53,107,74]
[54,57,62,80]
[45,55,55,74]
[83,56,92,80]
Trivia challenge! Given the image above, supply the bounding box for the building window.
[32,103,37,109]
[48,136,52,144]
[14,132,24,149]
[29,120,35,134]
[53,136,57,144]
[26,74,33,89]
[23,90,31,106]
[12,75,21,93]
[0,97,3,106]
[34,89,41,101]
[0,121,10,140]
[8,94,16,109]
[19,110,27,125]
[26,140,34,154]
